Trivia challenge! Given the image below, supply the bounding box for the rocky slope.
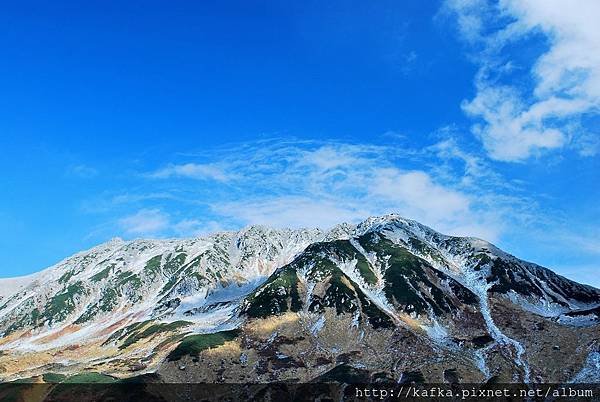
[0,215,598,384]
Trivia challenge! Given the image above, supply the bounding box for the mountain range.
[0,214,598,384]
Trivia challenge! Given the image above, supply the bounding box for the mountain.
[0,215,598,384]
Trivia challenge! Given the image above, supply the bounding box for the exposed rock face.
[0,214,598,383]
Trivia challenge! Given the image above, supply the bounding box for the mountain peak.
[354,214,442,242]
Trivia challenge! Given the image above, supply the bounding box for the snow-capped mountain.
[0,215,598,383]
[0,226,331,348]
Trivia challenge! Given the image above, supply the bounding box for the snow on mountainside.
[0,214,598,383]
[0,274,39,300]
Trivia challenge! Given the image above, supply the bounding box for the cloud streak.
[149,163,232,182]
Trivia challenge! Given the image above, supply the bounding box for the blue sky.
[1,1,599,286]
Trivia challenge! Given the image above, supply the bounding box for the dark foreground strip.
[0,382,598,402]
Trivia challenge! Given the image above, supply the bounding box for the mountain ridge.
[0,214,598,383]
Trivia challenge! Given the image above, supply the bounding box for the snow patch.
[332,258,396,321]
[422,319,449,342]
[557,314,599,327]
[351,310,360,329]
[474,347,492,380]
[311,316,326,335]
[571,351,600,383]
[0,274,39,299]
[506,291,570,318]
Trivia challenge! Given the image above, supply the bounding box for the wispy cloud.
[425,130,522,192]
[443,0,600,161]
[116,209,225,238]
[185,141,511,240]
[80,192,176,214]
[87,139,546,244]
[118,208,170,236]
[148,163,232,182]
[215,197,372,231]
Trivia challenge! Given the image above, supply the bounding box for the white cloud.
[428,137,488,183]
[91,137,561,248]
[119,209,170,236]
[90,140,546,244]
[369,169,470,219]
[298,145,362,171]
[462,85,568,160]
[102,142,501,238]
[149,163,231,182]
[172,219,204,236]
[215,197,371,230]
[204,142,505,240]
[445,0,600,161]
[572,131,600,157]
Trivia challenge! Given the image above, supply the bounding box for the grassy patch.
[164,253,186,275]
[323,271,359,315]
[43,282,87,324]
[58,269,77,284]
[4,300,39,334]
[10,377,37,384]
[167,329,240,361]
[243,265,301,318]
[355,288,395,329]
[42,373,67,383]
[159,275,180,296]
[142,255,162,279]
[119,321,191,350]
[357,236,446,315]
[98,288,119,312]
[75,287,120,324]
[90,264,115,282]
[314,364,371,383]
[62,373,118,384]
[488,258,542,297]
[115,271,143,302]
[103,320,150,345]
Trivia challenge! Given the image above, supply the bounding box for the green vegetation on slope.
[243,265,301,318]
[358,234,459,315]
[61,373,118,384]
[142,255,162,279]
[90,264,116,282]
[167,329,241,361]
[42,373,67,383]
[43,282,87,324]
[119,321,191,349]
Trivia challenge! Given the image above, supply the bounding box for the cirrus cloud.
[184,142,509,241]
